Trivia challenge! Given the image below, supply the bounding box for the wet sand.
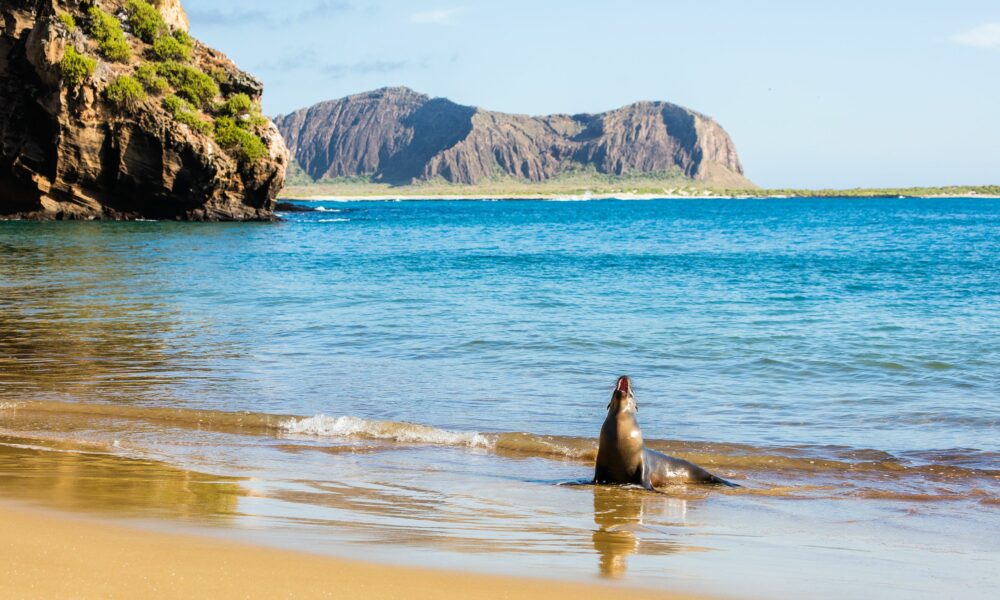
[0,502,700,600]
[2,406,998,599]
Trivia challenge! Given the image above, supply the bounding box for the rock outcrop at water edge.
[0,0,288,220]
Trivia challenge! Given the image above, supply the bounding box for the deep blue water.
[2,198,999,454]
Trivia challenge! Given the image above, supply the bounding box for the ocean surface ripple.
[2,198,999,599]
[2,198,997,454]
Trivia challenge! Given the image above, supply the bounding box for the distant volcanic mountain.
[274,87,753,188]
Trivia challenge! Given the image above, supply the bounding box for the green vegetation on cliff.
[219,93,253,116]
[218,93,268,129]
[163,94,211,134]
[3,0,287,220]
[214,117,268,163]
[154,61,218,108]
[59,47,95,87]
[153,33,192,62]
[58,13,76,33]
[135,63,168,95]
[125,0,168,43]
[104,75,147,111]
[71,0,268,165]
[86,6,131,63]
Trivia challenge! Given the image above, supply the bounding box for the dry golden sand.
[0,503,704,600]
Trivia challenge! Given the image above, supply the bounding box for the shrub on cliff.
[164,94,212,134]
[86,6,131,63]
[215,116,268,164]
[59,46,96,87]
[136,63,169,94]
[155,61,219,108]
[209,67,229,86]
[172,30,195,54]
[241,113,270,131]
[153,34,191,62]
[125,0,167,44]
[218,93,269,131]
[163,94,185,114]
[105,75,147,111]
[219,93,254,117]
[58,13,76,34]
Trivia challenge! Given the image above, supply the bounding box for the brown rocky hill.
[275,87,752,188]
[1,0,287,220]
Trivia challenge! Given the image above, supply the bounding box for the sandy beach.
[0,502,698,600]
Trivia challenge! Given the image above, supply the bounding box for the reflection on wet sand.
[591,486,692,578]
[263,480,596,555]
[0,436,244,520]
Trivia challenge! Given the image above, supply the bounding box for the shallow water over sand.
[1,402,997,599]
[1,198,998,598]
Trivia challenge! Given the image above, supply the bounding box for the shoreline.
[279,193,1000,202]
[0,501,702,600]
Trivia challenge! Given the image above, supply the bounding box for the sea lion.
[594,376,736,489]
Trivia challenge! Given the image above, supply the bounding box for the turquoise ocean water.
[1,198,998,598]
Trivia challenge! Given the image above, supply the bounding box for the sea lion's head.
[607,376,637,415]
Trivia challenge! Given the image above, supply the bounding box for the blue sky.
[188,1,1000,188]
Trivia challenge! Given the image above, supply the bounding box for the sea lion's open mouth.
[616,376,631,395]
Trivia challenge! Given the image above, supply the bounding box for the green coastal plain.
[281,161,999,200]
[280,169,1000,200]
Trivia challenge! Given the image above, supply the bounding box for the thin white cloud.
[410,7,465,25]
[187,3,354,28]
[951,23,1000,49]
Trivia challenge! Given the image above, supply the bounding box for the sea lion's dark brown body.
[594,376,735,489]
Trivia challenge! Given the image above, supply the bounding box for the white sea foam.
[280,414,495,449]
[0,440,114,456]
[0,402,20,410]
[317,218,350,223]
[314,207,341,212]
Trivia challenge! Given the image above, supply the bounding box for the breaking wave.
[6,401,999,493]
[281,414,494,448]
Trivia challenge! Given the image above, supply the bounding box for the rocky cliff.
[1,0,288,220]
[275,87,751,188]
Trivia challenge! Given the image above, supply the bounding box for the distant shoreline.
[279,192,1000,202]
[279,183,1000,202]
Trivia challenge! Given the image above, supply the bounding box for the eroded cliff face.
[1,0,288,220]
[157,0,188,32]
[275,87,751,188]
